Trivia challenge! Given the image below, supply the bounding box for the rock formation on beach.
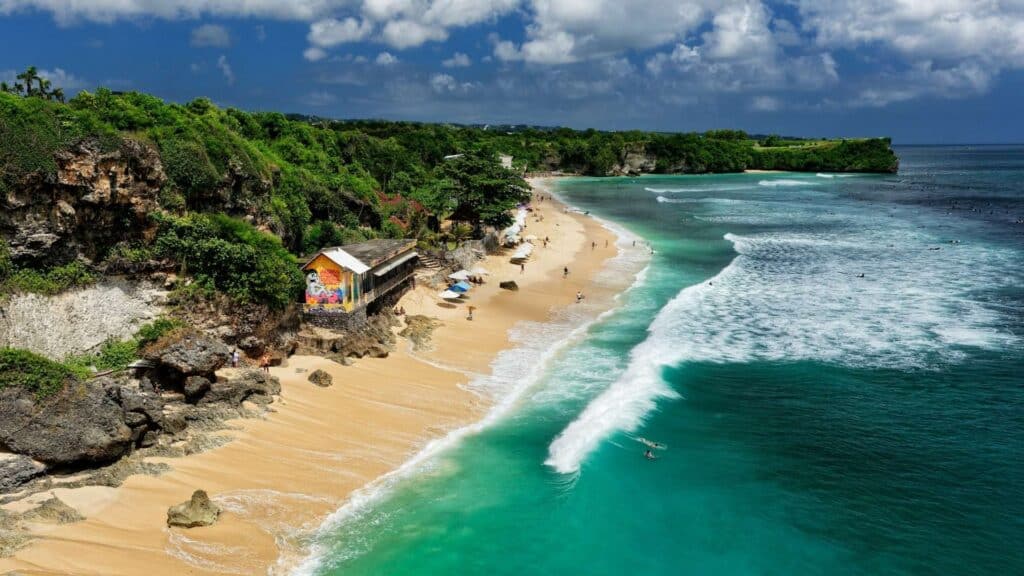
[166,490,220,528]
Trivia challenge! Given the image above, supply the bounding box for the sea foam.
[759,179,815,187]
[290,198,650,576]
[547,218,1020,473]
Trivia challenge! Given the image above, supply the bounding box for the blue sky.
[2,0,1022,143]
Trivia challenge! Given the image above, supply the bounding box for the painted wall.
[303,254,359,313]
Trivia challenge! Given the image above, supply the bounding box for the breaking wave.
[758,179,815,187]
[547,224,1020,474]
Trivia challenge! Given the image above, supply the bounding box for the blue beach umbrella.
[450,281,472,293]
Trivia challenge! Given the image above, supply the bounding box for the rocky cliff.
[1,138,165,267]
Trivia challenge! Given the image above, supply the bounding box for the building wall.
[303,254,360,313]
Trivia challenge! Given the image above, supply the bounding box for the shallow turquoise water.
[304,147,1024,576]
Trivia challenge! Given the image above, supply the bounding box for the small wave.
[816,173,835,178]
[646,185,752,194]
[759,179,815,187]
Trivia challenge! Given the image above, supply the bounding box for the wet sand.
[0,178,629,575]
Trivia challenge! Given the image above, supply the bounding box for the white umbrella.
[448,270,471,281]
[471,266,490,275]
[439,290,462,300]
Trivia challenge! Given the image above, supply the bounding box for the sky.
[1,0,1023,144]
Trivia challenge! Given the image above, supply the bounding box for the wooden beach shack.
[302,239,418,328]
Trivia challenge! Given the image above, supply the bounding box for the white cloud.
[429,72,475,94]
[0,0,337,24]
[216,54,235,84]
[751,95,780,111]
[304,46,328,61]
[190,23,231,47]
[380,19,448,49]
[442,52,471,68]
[375,51,398,65]
[308,17,373,48]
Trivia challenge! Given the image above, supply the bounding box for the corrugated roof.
[317,248,371,274]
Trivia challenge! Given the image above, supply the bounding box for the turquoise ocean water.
[299,146,1023,576]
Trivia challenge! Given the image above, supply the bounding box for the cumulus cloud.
[216,54,235,84]
[429,72,475,94]
[304,46,328,62]
[380,19,447,49]
[0,0,336,24]
[190,23,231,47]
[442,51,471,67]
[308,17,373,48]
[375,51,398,65]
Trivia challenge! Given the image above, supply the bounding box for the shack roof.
[303,239,416,272]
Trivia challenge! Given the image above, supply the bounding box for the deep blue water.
[301,146,1024,576]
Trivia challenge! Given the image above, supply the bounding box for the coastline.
[1,178,640,576]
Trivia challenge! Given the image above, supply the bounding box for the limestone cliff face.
[612,143,657,176]
[1,138,165,266]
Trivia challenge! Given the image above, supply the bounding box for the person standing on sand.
[591,241,596,250]
[231,349,239,368]
[563,266,569,278]
[259,354,271,373]
[521,263,525,274]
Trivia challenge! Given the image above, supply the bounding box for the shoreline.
[1,178,642,576]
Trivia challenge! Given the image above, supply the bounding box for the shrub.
[2,261,97,296]
[154,213,303,309]
[0,348,76,398]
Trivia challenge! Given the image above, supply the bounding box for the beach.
[0,178,630,576]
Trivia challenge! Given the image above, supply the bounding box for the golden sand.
[0,179,627,575]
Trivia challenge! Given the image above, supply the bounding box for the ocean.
[298,146,1024,576]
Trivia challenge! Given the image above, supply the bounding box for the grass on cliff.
[63,317,185,376]
[0,348,77,398]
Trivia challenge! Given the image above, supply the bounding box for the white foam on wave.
[290,195,650,576]
[547,219,1021,474]
[646,185,752,194]
[816,173,835,178]
[759,179,815,187]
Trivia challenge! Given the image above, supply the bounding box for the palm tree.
[52,87,65,103]
[16,66,39,96]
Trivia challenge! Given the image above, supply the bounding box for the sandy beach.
[0,178,632,576]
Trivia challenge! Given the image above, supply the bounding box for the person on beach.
[521,263,525,274]
[259,353,271,373]
[563,266,569,278]
[576,291,584,303]
[467,306,475,321]
[231,349,239,368]
[591,241,596,250]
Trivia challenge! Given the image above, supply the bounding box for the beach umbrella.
[450,281,472,293]
[439,290,461,300]
[524,234,538,242]
[448,270,471,281]
[471,266,489,275]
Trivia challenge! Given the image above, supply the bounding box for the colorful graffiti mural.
[303,255,357,312]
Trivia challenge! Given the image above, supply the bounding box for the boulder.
[499,280,519,291]
[0,378,133,467]
[0,454,46,493]
[147,335,229,376]
[167,490,220,528]
[307,369,333,388]
[199,370,280,407]
[183,376,211,402]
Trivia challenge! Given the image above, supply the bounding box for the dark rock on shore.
[146,335,229,376]
[307,369,333,387]
[0,455,46,493]
[499,280,519,291]
[167,490,220,528]
[0,378,133,467]
[198,369,280,407]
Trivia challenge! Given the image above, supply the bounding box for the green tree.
[437,154,530,231]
